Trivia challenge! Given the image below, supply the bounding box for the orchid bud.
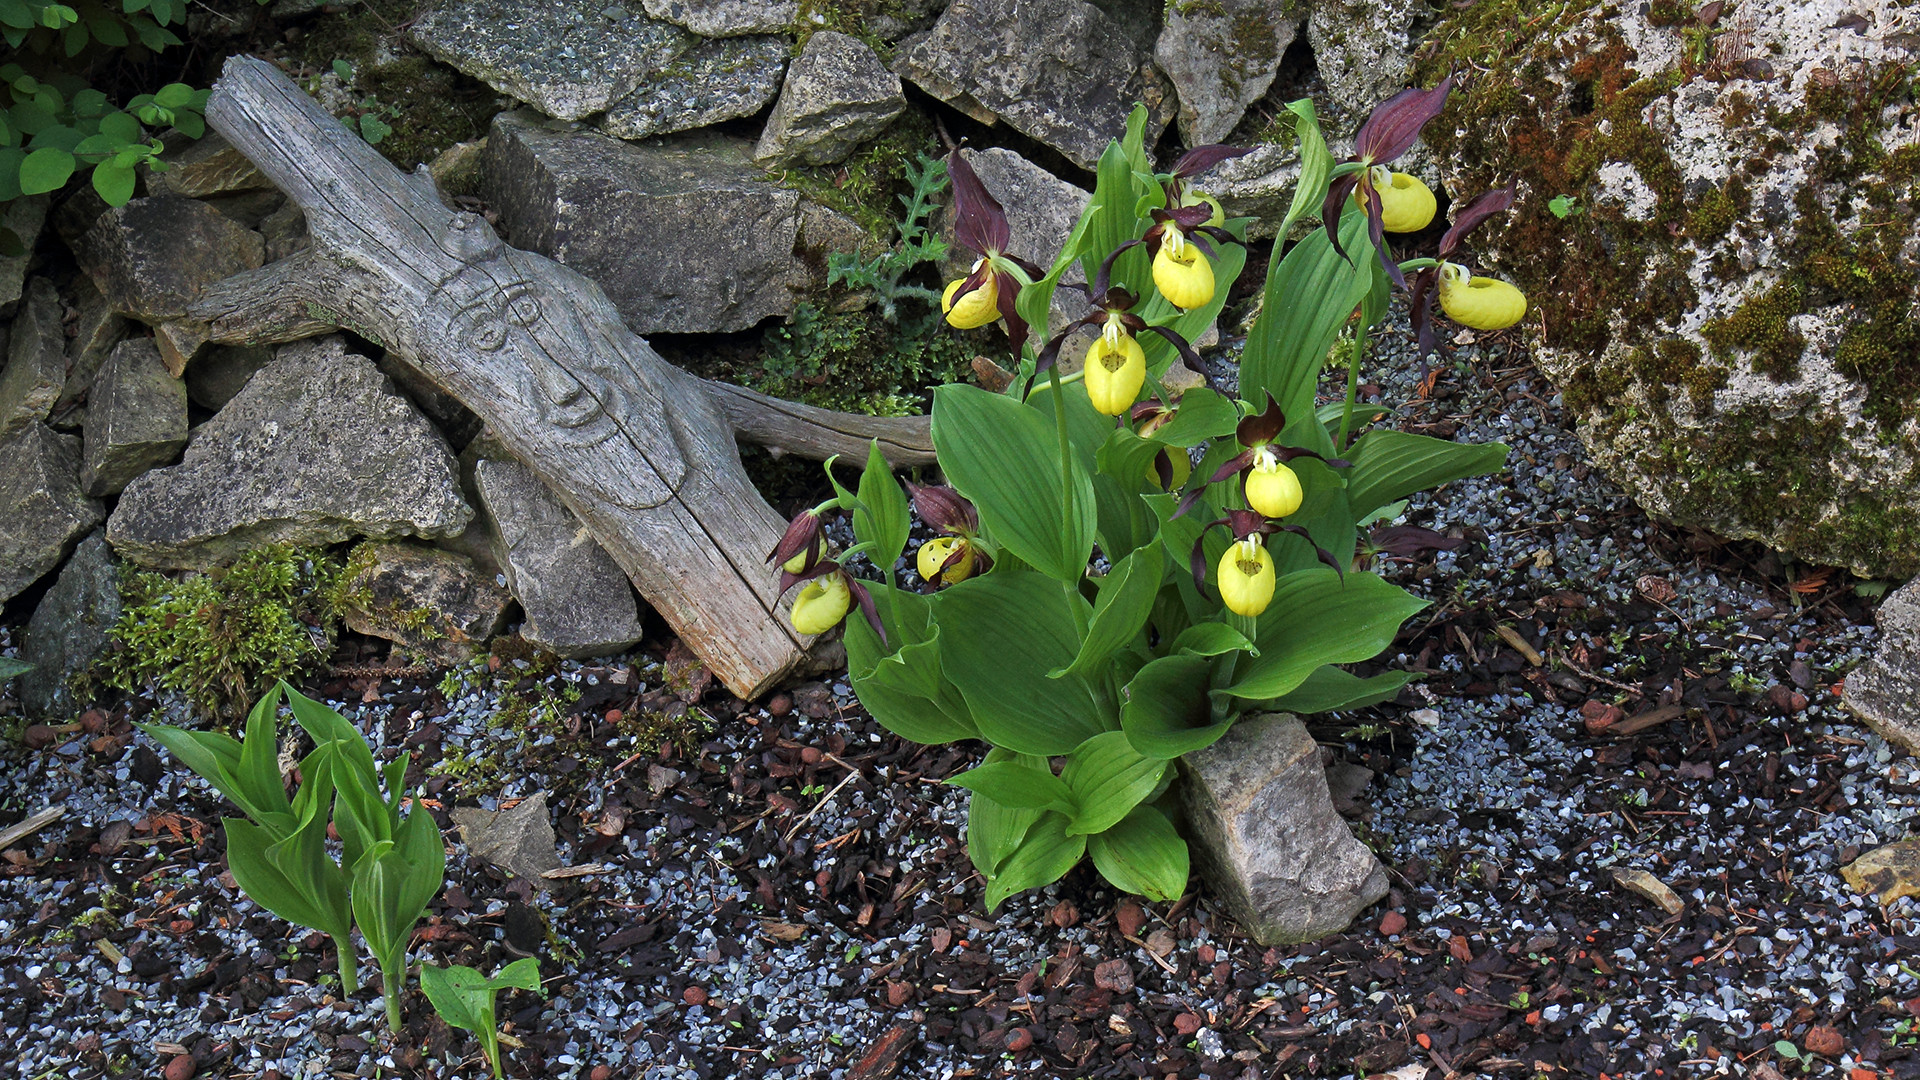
[1244,448,1303,519]
[1217,537,1276,617]
[768,508,824,568]
[1083,326,1147,416]
[790,573,852,635]
[1354,166,1437,233]
[942,266,1000,329]
[1437,263,1527,330]
[1151,234,1214,310]
[1148,448,1191,492]
[915,536,976,586]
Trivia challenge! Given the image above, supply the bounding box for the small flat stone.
[73,195,264,328]
[1611,867,1685,915]
[81,340,188,497]
[1154,0,1296,145]
[144,132,273,199]
[336,541,509,666]
[1841,839,1920,905]
[0,195,48,316]
[641,0,795,36]
[596,34,789,141]
[452,791,563,886]
[50,275,129,426]
[1843,581,1920,756]
[754,31,907,167]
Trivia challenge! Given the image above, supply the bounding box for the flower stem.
[1337,328,1368,451]
[333,935,359,997]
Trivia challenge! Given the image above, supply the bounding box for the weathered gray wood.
[194,56,823,697]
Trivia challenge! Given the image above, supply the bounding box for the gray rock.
[409,0,693,122]
[754,31,907,167]
[1155,0,1297,146]
[1844,581,1920,758]
[895,0,1173,170]
[484,111,816,334]
[1189,141,1305,239]
[183,345,274,411]
[452,791,563,886]
[18,532,120,720]
[1306,0,1426,116]
[0,425,104,603]
[475,457,644,659]
[72,195,265,325]
[1425,0,1920,576]
[336,541,509,666]
[1178,713,1389,944]
[51,275,129,426]
[428,139,489,202]
[0,195,48,316]
[597,33,789,141]
[107,336,470,569]
[641,0,795,36]
[0,279,66,440]
[81,340,189,497]
[144,131,274,199]
[259,200,309,263]
[377,352,483,450]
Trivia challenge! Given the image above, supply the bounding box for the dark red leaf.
[1438,185,1516,257]
[846,575,887,646]
[767,509,824,565]
[1354,78,1453,164]
[1236,392,1286,447]
[948,149,1010,256]
[1171,144,1253,178]
[907,483,979,535]
[1408,266,1439,356]
[1371,524,1466,557]
[1321,172,1362,263]
[993,268,1030,355]
[1140,323,1206,374]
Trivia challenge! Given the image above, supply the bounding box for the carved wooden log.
[191,55,905,698]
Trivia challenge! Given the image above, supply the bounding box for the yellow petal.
[1217,540,1276,617]
[790,575,851,635]
[1438,270,1528,331]
[1152,242,1214,310]
[1083,332,1147,416]
[942,274,1000,329]
[1245,459,1303,519]
[915,536,975,585]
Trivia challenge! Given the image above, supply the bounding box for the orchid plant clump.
[771,85,1525,909]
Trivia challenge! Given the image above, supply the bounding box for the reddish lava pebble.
[1173,1012,1204,1035]
[164,1056,196,1080]
[590,1067,613,1080]
[1379,910,1408,936]
[767,693,794,716]
[1805,1025,1847,1056]
[1006,1027,1034,1052]
[683,985,708,1006]
[1115,901,1146,938]
[1049,900,1080,928]
[800,746,823,764]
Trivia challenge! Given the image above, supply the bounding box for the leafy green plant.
[768,90,1515,910]
[320,59,397,146]
[420,958,544,1079]
[0,656,29,682]
[826,152,949,322]
[752,301,971,416]
[105,545,344,721]
[1547,194,1585,219]
[139,681,444,1030]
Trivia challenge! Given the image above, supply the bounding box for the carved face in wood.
[432,214,688,510]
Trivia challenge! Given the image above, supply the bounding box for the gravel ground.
[1,307,1915,1080]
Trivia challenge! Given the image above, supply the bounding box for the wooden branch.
[196,56,822,698]
[706,382,935,468]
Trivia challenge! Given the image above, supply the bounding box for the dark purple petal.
[948,149,1011,256]
[1272,446,1342,467]
[1438,185,1517,257]
[1371,524,1466,558]
[1160,203,1215,230]
[1034,311,1103,373]
[1190,232,1218,260]
[992,268,1030,355]
[1409,266,1439,356]
[1226,508,1269,541]
[1152,450,1176,491]
[1140,324,1207,374]
[767,509,823,565]
[1093,240,1144,297]
[845,574,887,646]
[1171,144,1253,179]
[1236,392,1285,447]
[907,482,979,535]
[1189,517,1230,600]
[779,556,843,598]
[1278,524,1346,580]
[1367,203,1406,289]
[1321,172,1362,262]
[1354,78,1453,164]
[1194,225,1240,247]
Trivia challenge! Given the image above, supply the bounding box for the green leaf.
[18,146,73,195]
[1120,653,1227,758]
[170,110,204,138]
[487,956,544,993]
[1060,731,1166,836]
[1266,665,1412,714]
[0,657,29,680]
[984,812,1086,913]
[1238,210,1374,423]
[1051,543,1162,679]
[224,817,348,939]
[853,439,909,573]
[1227,570,1429,700]
[419,964,486,1033]
[357,113,391,145]
[1274,98,1332,242]
[1171,622,1257,658]
[97,110,140,143]
[1074,111,1153,295]
[966,748,1046,880]
[935,572,1110,755]
[948,761,1076,817]
[1150,387,1240,447]
[1343,430,1510,521]
[1087,805,1189,902]
[932,383,1095,583]
[844,583,977,744]
[92,160,134,206]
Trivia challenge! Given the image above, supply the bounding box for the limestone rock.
[183,345,274,412]
[409,0,692,122]
[1843,580,1920,756]
[475,457,644,659]
[18,532,120,720]
[483,111,817,334]
[1155,0,1297,146]
[107,336,470,569]
[1307,0,1427,116]
[72,195,265,325]
[1178,713,1388,944]
[51,275,129,425]
[0,278,66,440]
[596,34,789,141]
[81,340,189,497]
[1611,867,1685,915]
[1841,839,1920,905]
[337,541,509,666]
[0,425,104,603]
[1422,0,1920,576]
[896,0,1173,170]
[0,195,48,316]
[755,32,907,167]
[145,131,273,199]
[452,791,563,885]
[641,0,795,36]
[428,139,489,202]
[259,200,309,263]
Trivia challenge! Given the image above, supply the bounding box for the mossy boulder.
[1418,0,1920,576]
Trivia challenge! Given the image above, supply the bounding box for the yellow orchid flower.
[916,536,976,585]
[1152,230,1215,310]
[790,573,851,635]
[1243,447,1303,519]
[1083,322,1148,416]
[1437,263,1527,331]
[1353,165,1436,233]
[942,262,1001,329]
[1217,537,1276,617]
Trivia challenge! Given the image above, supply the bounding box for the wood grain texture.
[194,56,815,697]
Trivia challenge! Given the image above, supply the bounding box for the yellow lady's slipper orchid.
[1217,537,1276,617]
[916,536,975,585]
[1244,448,1303,519]
[1353,166,1436,233]
[790,573,852,635]
[1083,324,1147,416]
[942,264,1001,329]
[1151,231,1214,310]
[1437,263,1527,331]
